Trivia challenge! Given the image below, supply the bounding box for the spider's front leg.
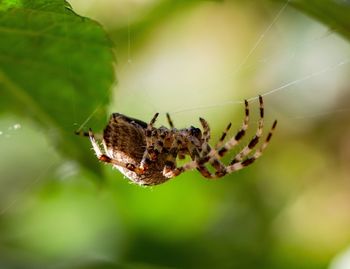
[226,119,277,173]
[161,135,197,178]
[143,112,159,161]
[230,96,264,164]
[174,118,277,179]
[129,113,167,174]
[213,99,250,158]
[196,117,229,177]
[161,136,216,179]
[190,119,277,178]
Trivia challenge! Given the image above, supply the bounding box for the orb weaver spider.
[76,96,277,186]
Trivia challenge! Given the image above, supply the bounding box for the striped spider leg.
[163,96,277,179]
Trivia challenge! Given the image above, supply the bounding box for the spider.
[76,96,277,186]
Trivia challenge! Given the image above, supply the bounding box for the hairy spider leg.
[200,117,210,143]
[189,139,218,178]
[153,127,171,157]
[175,130,187,160]
[146,113,159,158]
[199,117,211,156]
[215,122,232,149]
[205,99,249,162]
[168,119,277,179]
[198,119,277,178]
[197,118,228,175]
[216,99,250,157]
[199,143,228,177]
[203,96,262,173]
[230,95,264,164]
[162,135,222,179]
[162,99,249,179]
[166,113,175,129]
[139,113,160,171]
[166,113,191,159]
[162,136,204,178]
[226,120,277,173]
[164,96,275,179]
[162,135,185,178]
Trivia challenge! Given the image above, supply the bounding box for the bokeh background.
[1,0,350,268]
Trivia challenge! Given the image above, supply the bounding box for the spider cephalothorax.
[78,96,277,186]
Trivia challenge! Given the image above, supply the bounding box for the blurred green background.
[1,0,350,268]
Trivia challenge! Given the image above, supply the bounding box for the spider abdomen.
[102,113,170,185]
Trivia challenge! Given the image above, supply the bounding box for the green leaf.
[275,0,350,42]
[0,0,115,175]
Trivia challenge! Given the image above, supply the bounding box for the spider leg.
[149,112,159,126]
[138,114,174,174]
[203,145,229,177]
[215,122,232,149]
[230,95,264,164]
[88,128,131,169]
[196,120,233,173]
[153,128,170,157]
[196,118,230,176]
[162,135,204,178]
[163,117,230,178]
[166,113,175,129]
[162,153,224,179]
[147,127,173,163]
[180,118,277,179]
[199,117,211,157]
[139,113,160,171]
[208,99,250,160]
[145,112,159,159]
[204,96,263,177]
[162,135,184,178]
[226,120,277,173]
[163,161,198,178]
[75,129,103,140]
[88,128,104,158]
[163,137,223,179]
[199,117,210,143]
[188,99,249,175]
[190,96,270,179]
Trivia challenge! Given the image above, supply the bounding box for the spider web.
[112,0,350,128]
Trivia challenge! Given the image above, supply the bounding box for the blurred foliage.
[277,0,350,42]
[0,0,350,269]
[0,0,115,174]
